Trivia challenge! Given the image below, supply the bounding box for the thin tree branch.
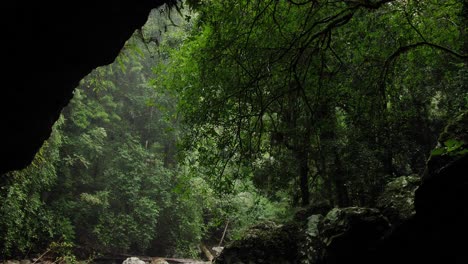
[379,41,467,107]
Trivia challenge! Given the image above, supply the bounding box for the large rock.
[414,110,468,263]
[372,111,468,264]
[301,214,324,263]
[376,175,420,225]
[216,207,391,264]
[151,258,169,264]
[123,257,146,264]
[317,207,390,264]
[214,221,302,264]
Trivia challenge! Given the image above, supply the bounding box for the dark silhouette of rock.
[214,221,302,264]
[215,208,390,264]
[1,0,176,175]
[372,111,468,264]
[317,207,390,264]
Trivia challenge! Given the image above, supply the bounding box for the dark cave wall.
[1,0,175,175]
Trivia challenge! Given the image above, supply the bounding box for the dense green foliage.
[0,0,466,261]
[0,118,64,256]
[160,0,467,207]
[1,8,286,260]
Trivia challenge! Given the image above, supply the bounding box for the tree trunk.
[315,131,335,206]
[462,0,468,57]
[297,148,310,206]
[333,151,349,207]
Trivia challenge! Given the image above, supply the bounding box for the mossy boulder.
[214,221,302,264]
[376,175,421,225]
[215,207,391,264]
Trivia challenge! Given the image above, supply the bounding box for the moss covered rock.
[214,221,302,264]
[376,175,420,225]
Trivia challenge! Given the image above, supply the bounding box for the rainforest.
[1,0,467,263]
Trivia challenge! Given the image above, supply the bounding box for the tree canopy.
[160,0,466,206]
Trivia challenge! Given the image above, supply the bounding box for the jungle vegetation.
[1,0,466,261]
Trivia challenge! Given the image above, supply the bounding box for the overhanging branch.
[379,41,467,103]
[345,0,395,9]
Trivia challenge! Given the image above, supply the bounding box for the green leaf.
[431,148,445,156]
[444,139,464,152]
